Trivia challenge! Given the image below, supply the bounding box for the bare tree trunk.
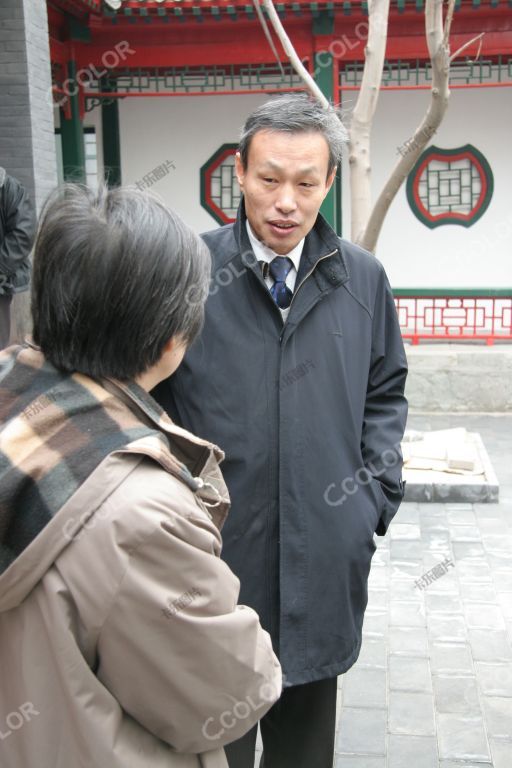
[349,0,390,244]
[255,0,482,255]
[358,0,481,252]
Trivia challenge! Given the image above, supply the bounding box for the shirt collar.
[245,220,304,273]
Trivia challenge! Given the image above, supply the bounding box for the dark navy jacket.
[0,168,36,296]
[153,204,408,686]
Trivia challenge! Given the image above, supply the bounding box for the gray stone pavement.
[335,413,512,768]
[253,413,512,766]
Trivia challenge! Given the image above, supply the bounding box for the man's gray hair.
[239,93,347,176]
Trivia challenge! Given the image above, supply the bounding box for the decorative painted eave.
[52,0,512,20]
[49,0,103,16]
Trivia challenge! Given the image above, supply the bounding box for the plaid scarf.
[0,344,196,575]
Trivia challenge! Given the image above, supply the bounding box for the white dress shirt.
[246,220,305,322]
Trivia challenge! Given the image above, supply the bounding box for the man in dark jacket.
[153,93,408,768]
[0,168,36,348]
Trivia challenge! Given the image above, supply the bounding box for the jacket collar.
[103,378,229,527]
[233,198,349,289]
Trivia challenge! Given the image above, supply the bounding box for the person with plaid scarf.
[0,184,281,768]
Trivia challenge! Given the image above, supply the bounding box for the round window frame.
[200,143,239,225]
[406,144,494,229]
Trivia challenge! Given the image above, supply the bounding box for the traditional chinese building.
[2,0,512,346]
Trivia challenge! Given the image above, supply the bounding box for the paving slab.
[336,707,387,755]
[489,739,512,768]
[389,691,436,735]
[388,734,439,768]
[436,714,491,761]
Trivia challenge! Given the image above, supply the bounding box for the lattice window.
[406,145,493,228]
[200,144,240,224]
[209,153,240,221]
[417,158,481,217]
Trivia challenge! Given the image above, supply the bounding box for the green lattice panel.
[406,145,494,229]
[210,155,241,220]
[418,159,481,217]
[338,57,512,88]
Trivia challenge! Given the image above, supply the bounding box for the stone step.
[405,344,512,413]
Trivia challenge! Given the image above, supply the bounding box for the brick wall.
[0,0,57,215]
[0,0,57,342]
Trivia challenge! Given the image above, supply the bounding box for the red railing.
[393,290,512,345]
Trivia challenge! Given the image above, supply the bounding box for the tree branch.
[357,0,451,252]
[259,0,330,108]
[252,0,285,76]
[349,0,391,242]
[450,32,484,63]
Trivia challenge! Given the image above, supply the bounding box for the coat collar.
[233,198,349,290]
[102,378,229,528]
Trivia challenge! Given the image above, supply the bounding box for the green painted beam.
[60,60,86,184]
[101,78,121,188]
[313,50,341,233]
[68,16,91,42]
[313,9,334,34]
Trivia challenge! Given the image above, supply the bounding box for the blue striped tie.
[269,257,293,310]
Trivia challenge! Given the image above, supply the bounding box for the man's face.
[235,129,336,255]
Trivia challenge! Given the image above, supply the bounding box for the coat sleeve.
[0,176,36,278]
[95,468,282,754]
[361,265,408,535]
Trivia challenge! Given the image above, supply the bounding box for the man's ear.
[235,152,245,190]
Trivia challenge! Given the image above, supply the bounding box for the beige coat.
[0,427,282,767]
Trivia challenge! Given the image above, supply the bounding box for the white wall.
[342,86,512,288]
[88,86,512,290]
[117,93,267,233]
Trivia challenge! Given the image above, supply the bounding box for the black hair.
[31,184,210,380]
